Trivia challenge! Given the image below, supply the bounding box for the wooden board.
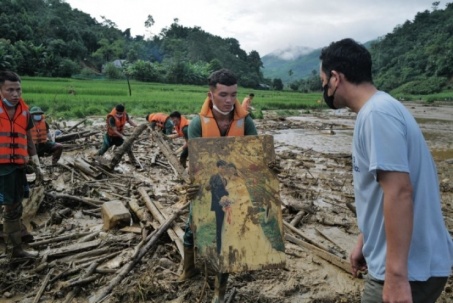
[188,135,286,273]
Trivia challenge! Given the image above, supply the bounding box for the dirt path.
[0,102,452,303]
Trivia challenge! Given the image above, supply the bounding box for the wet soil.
[1,102,452,303]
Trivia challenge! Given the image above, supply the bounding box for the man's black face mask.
[322,76,337,109]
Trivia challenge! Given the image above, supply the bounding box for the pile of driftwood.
[1,118,360,303]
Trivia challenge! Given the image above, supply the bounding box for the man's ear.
[330,70,341,85]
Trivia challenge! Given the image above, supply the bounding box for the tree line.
[0,0,274,88]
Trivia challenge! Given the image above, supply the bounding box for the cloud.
[66,0,442,56]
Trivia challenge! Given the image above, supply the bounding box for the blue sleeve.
[363,111,409,177]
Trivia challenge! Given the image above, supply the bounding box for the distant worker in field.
[167,111,190,168]
[145,112,174,135]
[30,106,63,165]
[97,104,137,156]
[241,93,255,113]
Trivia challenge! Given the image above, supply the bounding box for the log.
[285,234,351,274]
[128,198,153,228]
[289,210,306,227]
[44,239,101,259]
[138,187,184,257]
[150,128,190,183]
[45,192,100,208]
[66,119,87,133]
[29,231,92,247]
[63,262,98,303]
[32,268,54,303]
[74,157,103,179]
[110,123,148,169]
[55,130,98,143]
[284,221,332,253]
[89,202,189,303]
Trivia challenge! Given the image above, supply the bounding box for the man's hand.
[175,146,184,155]
[30,155,45,183]
[350,234,367,278]
[268,159,283,174]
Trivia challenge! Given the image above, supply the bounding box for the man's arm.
[379,170,413,303]
[244,116,257,135]
[26,129,37,157]
[126,114,138,127]
[188,115,202,139]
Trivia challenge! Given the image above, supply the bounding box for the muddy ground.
[0,102,452,303]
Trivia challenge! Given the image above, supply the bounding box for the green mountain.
[261,48,321,84]
[262,2,453,95]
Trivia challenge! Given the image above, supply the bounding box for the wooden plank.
[44,239,101,259]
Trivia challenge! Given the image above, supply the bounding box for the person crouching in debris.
[30,106,63,165]
[145,112,174,135]
[167,111,190,168]
[97,104,137,156]
[0,71,40,258]
[241,93,255,113]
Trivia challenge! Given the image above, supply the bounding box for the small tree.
[273,78,284,91]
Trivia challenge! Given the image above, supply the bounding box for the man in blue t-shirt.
[319,38,453,303]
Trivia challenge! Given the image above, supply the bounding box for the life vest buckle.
[10,132,19,138]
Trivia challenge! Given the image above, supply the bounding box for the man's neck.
[346,83,377,113]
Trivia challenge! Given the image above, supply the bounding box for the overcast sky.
[65,0,444,57]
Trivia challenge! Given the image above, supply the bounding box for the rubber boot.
[4,219,38,258]
[212,273,229,303]
[51,143,63,165]
[177,246,199,282]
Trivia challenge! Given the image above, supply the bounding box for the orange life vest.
[175,116,190,138]
[31,115,48,144]
[241,97,252,112]
[106,108,127,137]
[199,97,247,137]
[0,98,30,164]
[148,113,169,129]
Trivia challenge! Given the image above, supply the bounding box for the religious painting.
[188,135,286,273]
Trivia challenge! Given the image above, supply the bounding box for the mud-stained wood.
[29,232,92,247]
[150,128,190,183]
[44,239,102,259]
[55,130,98,143]
[128,198,153,228]
[138,187,184,257]
[285,234,351,274]
[66,119,87,133]
[110,123,148,169]
[88,202,189,303]
[32,268,54,303]
[73,157,103,179]
[45,192,101,208]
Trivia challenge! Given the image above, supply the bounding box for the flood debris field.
[0,102,452,303]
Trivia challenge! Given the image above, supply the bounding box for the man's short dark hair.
[320,38,373,85]
[115,104,125,112]
[145,114,150,121]
[169,111,181,119]
[216,160,228,167]
[249,93,255,97]
[0,71,21,85]
[208,69,237,88]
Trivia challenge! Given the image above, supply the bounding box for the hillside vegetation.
[1,0,453,98]
[0,0,264,88]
